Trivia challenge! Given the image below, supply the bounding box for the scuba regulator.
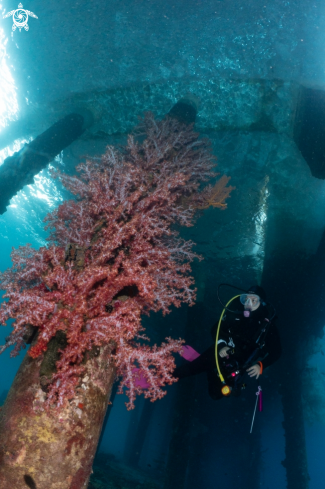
[215,283,276,396]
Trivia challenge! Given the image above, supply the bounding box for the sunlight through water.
[0,22,19,165]
[0,23,64,247]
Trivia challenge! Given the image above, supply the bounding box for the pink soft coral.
[0,113,233,409]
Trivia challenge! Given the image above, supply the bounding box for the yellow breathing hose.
[215,295,240,384]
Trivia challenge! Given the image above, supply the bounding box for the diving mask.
[240,294,260,316]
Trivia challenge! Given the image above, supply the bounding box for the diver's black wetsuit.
[173,298,282,400]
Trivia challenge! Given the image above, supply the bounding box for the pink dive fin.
[179,345,201,362]
[132,368,151,389]
[130,346,200,390]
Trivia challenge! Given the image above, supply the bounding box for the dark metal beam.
[0,110,93,214]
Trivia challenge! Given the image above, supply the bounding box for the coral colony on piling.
[0,113,234,411]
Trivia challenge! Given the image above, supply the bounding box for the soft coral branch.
[0,113,234,409]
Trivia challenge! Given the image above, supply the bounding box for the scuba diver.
[173,284,282,400]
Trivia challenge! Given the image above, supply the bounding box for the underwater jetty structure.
[143,80,323,489]
[0,100,233,488]
[1,77,325,488]
[261,215,325,489]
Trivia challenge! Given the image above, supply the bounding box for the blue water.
[1,1,325,488]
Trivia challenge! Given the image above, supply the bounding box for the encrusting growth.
[0,113,234,411]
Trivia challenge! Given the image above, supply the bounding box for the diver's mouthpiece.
[244,310,250,317]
